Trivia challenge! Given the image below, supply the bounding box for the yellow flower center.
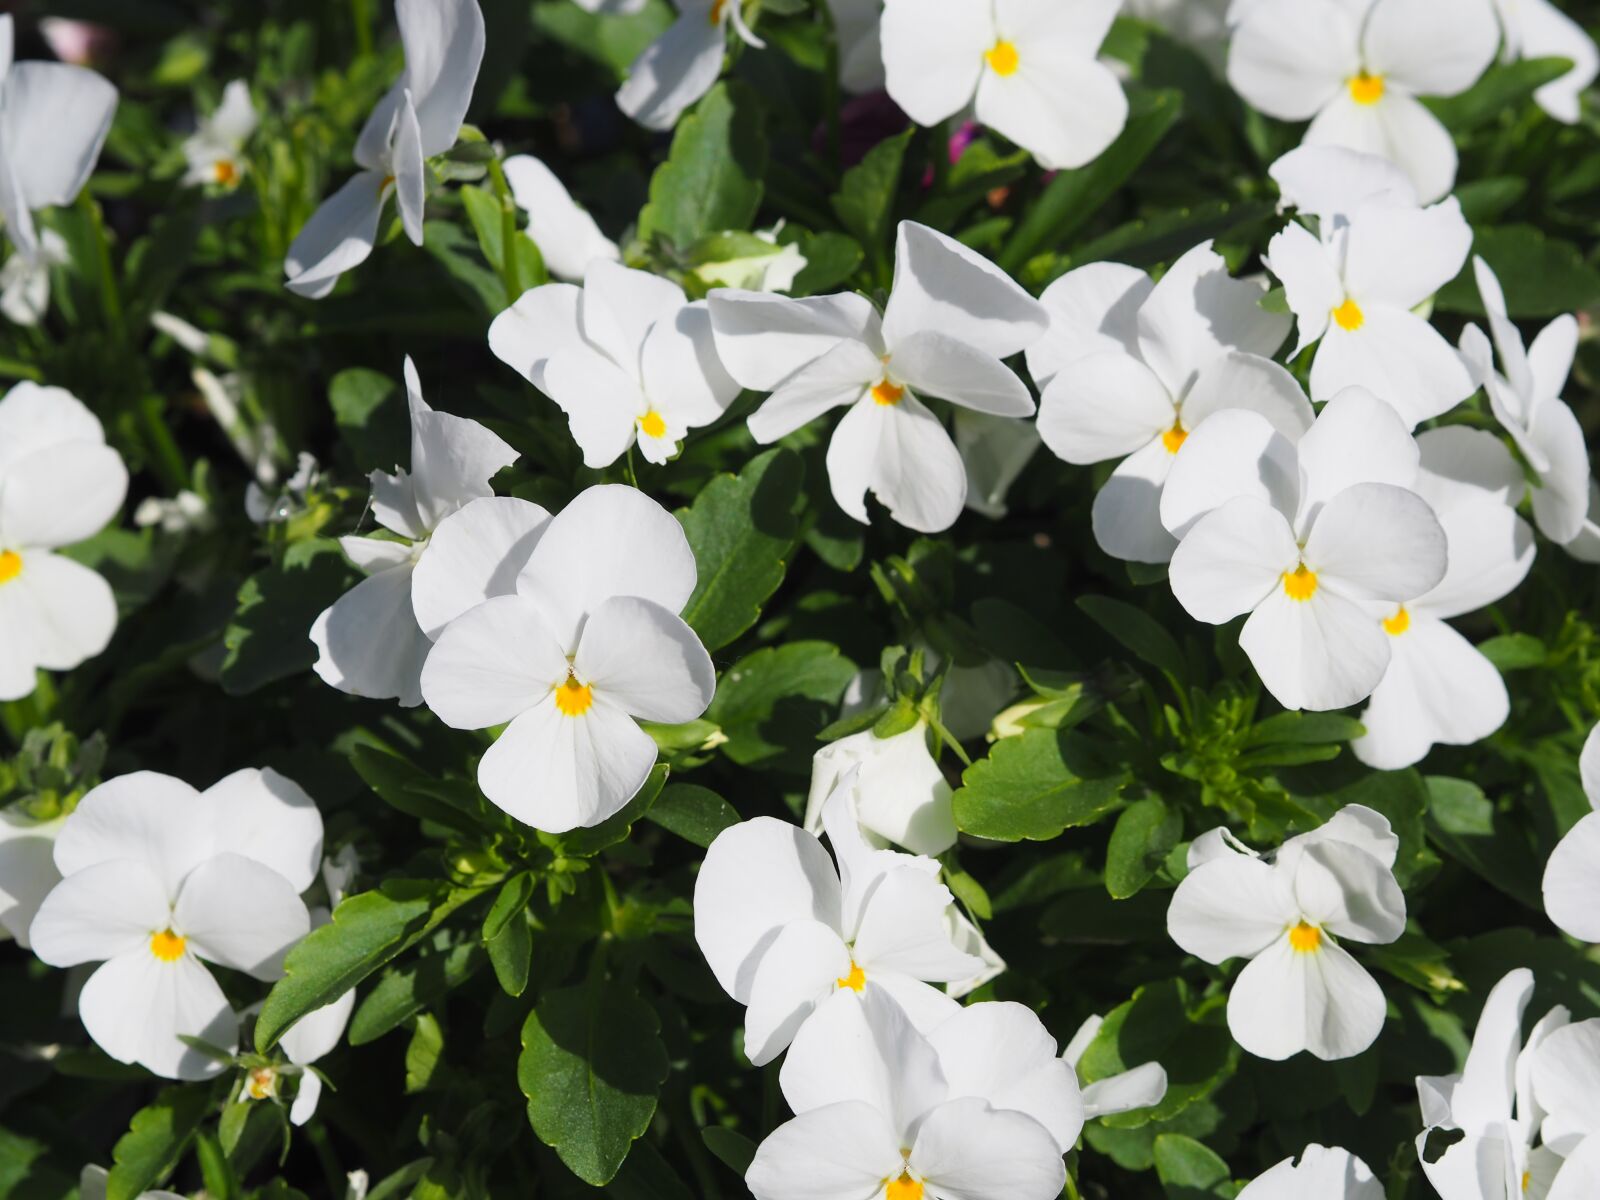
[886,1174,923,1200]
[553,673,594,717]
[1348,72,1385,105]
[246,1066,278,1100]
[0,550,21,585]
[379,174,395,194]
[986,40,1020,76]
[149,929,187,962]
[1333,298,1365,331]
[871,380,904,407]
[1288,921,1323,953]
[837,961,866,992]
[1282,564,1318,602]
[1161,422,1188,454]
[1522,1171,1531,1193]
[709,0,727,23]
[214,159,239,186]
[638,410,667,439]
[1383,606,1411,636]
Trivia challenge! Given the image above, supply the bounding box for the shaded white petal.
[616,12,726,132]
[411,496,551,638]
[1228,934,1386,1061]
[1362,0,1498,97]
[1241,585,1393,712]
[1293,387,1422,529]
[1531,1022,1600,1154]
[745,1102,902,1200]
[1168,496,1299,624]
[0,812,61,946]
[1543,814,1600,943]
[310,564,432,708]
[580,259,688,376]
[0,551,117,682]
[54,773,209,896]
[909,1098,1067,1200]
[1342,198,1474,312]
[339,537,414,575]
[879,0,990,126]
[826,393,968,534]
[929,1002,1084,1152]
[1180,352,1314,437]
[955,408,1041,519]
[1548,1135,1600,1200]
[175,854,310,980]
[487,283,586,392]
[1080,1063,1168,1120]
[889,331,1035,418]
[1415,425,1527,513]
[1527,399,1591,544]
[1091,437,1179,565]
[694,816,843,1003]
[1035,353,1173,466]
[1160,409,1300,540]
[1167,852,1297,964]
[811,726,958,856]
[204,768,324,894]
[746,337,879,444]
[1029,263,1151,388]
[1584,723,1600,811]
[852,869,983,982]
[1312,307,1475,425]
[1290,840,1406,945]
[974,55,1128,172]
[538,343,646,469]
[1414,491,1533,620]
[29,858,169,966]
[78,951,237,1081]
[882,223,1048,361]
[1269,144,1419,221]
[280,988,356,1066]
[574,595,715,723]
[1264,221,1342,356]
[743,920,853,1066]
[284,172,387,299]
[1517,0,1600,123]
[709,290,884,392]
[1226,0,1359,120]
[639,299,741,428]
[395,0,486,156]
[1304,482,1447,604]
[0,441,126,548]
[1449,967,1535,1137]
[1309,89,1459,204]
[503,156,618,283]
[0,382,103,470]
[419,593,568,728]
[0,61,117,208]
[391,91,425,246]
[403,359,519,530]
[1238,1145,1383,1200]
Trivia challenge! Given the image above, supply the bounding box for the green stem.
[139,395,190,492]
[350,0,374,57]
[487,158,523,304]
[78,192,123,336]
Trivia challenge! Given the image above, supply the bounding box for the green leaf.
[486,910,533,997]
[405,1013,445,1094]
[1076,980,1236,1123]
[220,539,359,696]
[1478,633,1547,672]
[531,0,673,76]
[1426,776,1543,909]
[1153,1134,1233,1199]
[606,1141,696,1200]
[1053,199,1276,277]
[953,729,1127,842]
[347,938,488,1046]
[645,783,740,847]
[349,744,487,836]
[1245,712,1365,748]
[706,641,857,768]
[700,1127,758,1176]
[519,983,670,1186]
[1435,225,1600,318]
[329,367,407,474]
[676,447,806,652]
[106,1085,213,1200]
[830,127,914,250]
[638,82,768,248]
[1076,595,1186,682]
[1106,796,1182,899]
[1426,57,1574,133]
[791,231,865,296]
[1000,89,1183,271]
[256,880,486,1051]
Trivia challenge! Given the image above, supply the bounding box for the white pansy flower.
[880,0,1128,171]
[488,261,739,467]
[182,79,257,188]
[29,769,322,1080]
[1061,1014,1168,1119]
[711,221,1047,533]
[943,906,1006,998]
[0,807,66,947]
[1459,257,1592,547]
[1239,1145,1383,1199]
[825,0,885,94]
[1166,805,1406,1061]
[310,357,523,707]
[285,0,485,298]
[1032,241,1302,563]
[616,0,763,132]
[747,986,1071,1200]
[1266,196,1474,421]
[0,13,117,328]
[1269,144,1419,223]
[134,490,213,535]
[1353,428,1535,769]
[694,785,982,1063]
[956,408,1040,520]
[1492,0,1598,124]
[501,154,619,284]
[1533,1019,1600,1161]
[1162,389,1447,712]
[1541,723,1600,944]
[1416,967,1568,1200]
[1228,0,1499,203]
[805,722,957,856]
[420,485,715,831]
[0,383,129,702]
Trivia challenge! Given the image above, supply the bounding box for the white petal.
[0,61,117,208]
[817,726,958,856]
[616,11,726,132]
[1417,1131,1511,1200]
[1544,814,1600,943]
[1268,144,1419,222]
[310,564,432,708]
[1527,399,1591,544]
[575,595,715,723]
[1228,934,1386,1061]
[54,772,209,896]
[1135,241,1290,399]
[889,331,1035,418]
[1035,352,1173,466]
[1304,482,1447,604]
[879,0,989,126]
[1353,617,1509,770]
[1168,852,1296,964]
[0,551,117,681]
[1414,490,1533,621]
[1029,262,1152,389]
[279,988,356,1066]
[694,816,843,1004]
[29,857,170,966]
[1362,0,1498,98]
[1415,425,1527,513]
[403,360,519,531]
[1531,1022,1600,1154]
[639,299,740,427]
[517,484,698,650]
[1311,89,1459,204]
[289,1070,323,1126]
[175,854,310,980]
[579,260,688,376]
[284,172,387,299]
[395,0,485,156]
[1264,221,1342,356]
[1168,496,1299,624]
[709,289,884,392]
[974,55,1128,171]
[0,812,61,946]
[929,1002,1084,1152]
[955,409,1041,519]
[1293,805,1399,869]
[391,91,425,246]
[1584,723,1600,811]
[1517,0,1600,124]
[1446,967,1535,1137]
[1548,1135,1600,1200]
[340,537,414,575]
[745,1102,903,1200]
[882,222,1048,361]
[538,344,646,469]
[198,768,324,895]
[1289,840,1406,945]
[1241,585,1393,711]
[1226,0,1359,120]
[78,951,237,1080]
[1159,410,1300,540]
[1080,1063,1168,1119]
[872,972,964,1033]
[411,496,551,638]
[1293,388,1422,529]
[419,593,568,728]
[0,382,104,471]
[1342,198,1473,312]
[503,155,619,283]
[1238,1145,1383,1200]
[909,1097,1067,1199]
[743,919,853,1066]
[746,337,879,444]
[487,283,586,392]
[1528,315,1579,405]
[1313,307,1475,425]
[0,441,126,548]
[1180,352,1315,437]
[1091,438,1180,565]
[852,869,982,982]
[826,393,968,534]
